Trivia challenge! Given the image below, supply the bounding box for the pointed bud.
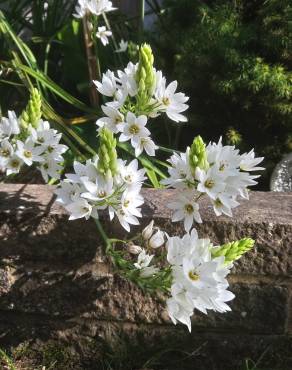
[211,238,255,265]
[97,127,118,178]
[20,88,42,129]
[127,243,143,255]
[189,135,209,172]
[142,220,154,240]
[149,229,165,249]
[136,43,156,108]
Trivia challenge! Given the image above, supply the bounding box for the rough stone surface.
[0,184,292,369]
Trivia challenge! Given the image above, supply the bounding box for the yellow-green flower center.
[11,159,20,168]
[0,149,10,157]
[184,204,194,214]
[215,198,222,207]
[188,271,200,281]
[129,124,140,135]
[24,150,32,158]
[204,179,215,189]
[163,97,170,106]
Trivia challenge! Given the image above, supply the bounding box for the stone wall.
[0,184,291,370]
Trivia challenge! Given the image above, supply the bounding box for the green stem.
[94,218,111,252]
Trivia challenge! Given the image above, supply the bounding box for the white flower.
[96,105,124,134]
[115,39,128,53]
[96,26,112,46]
[38,157,62,182]
[74,0,116,18]
[240,149,264,172]
[94,71,117,97]
[167,287,194,332]
[65,198,92,220]
[212,194,239,217]
[87,0,116,16]
[66,160,98,183]
[134,249,154,269]
[5,155,23,175]
[16,139,45,166]
[142,220,154,241]
[113,208,140,232]
[120,189,144,218]
[119,112,150,150]
[196,167,225,200]
[73,0,89,18]
[167,230,235,331]
[225,172,259,199]
[81,174,114,203]
[140,265,160,278]
[155,80,189,122]
[119,159,146,188]
[161,149,192,188]
[55,182,82,205]
[168,191,202,232]
[134,136,158,157]
[207,139,241,177]
[0,139,14,166]
[0,111,20,138]
[149,229,165,248]
[117,62,138,97]
[167,228,199,266]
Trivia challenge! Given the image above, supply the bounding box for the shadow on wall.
[0,184,109,351]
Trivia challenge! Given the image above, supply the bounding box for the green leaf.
[145,168,161,188]
[14,63,95,113]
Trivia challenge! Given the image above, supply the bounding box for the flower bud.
[142,220,154,240]
[127,243,143,255]
[189,135,209,172]
[20,88,42,130]
[97,127,118,178]
[149,229,164,249]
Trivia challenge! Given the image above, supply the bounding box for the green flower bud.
[211,238,255,265]
[20,88,42,129]
[136,43,156,106]
[97,127,118,178]
[189,135,209,172]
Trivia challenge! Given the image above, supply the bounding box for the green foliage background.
[151,0,292,189]
[1,0,291,188]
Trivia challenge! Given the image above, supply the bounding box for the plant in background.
[0,1,265,333]
[153,0,292,189]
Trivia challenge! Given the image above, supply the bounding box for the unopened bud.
[149,229,164,249]
[127,243,143,255]
[142,220,154,240]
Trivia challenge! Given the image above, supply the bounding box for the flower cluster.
[74,0,116,18]
[166,229,235,332]
[163,136,264,231]
[56,128,145,231]
[95,44,189,157]
[0,111,67,182]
